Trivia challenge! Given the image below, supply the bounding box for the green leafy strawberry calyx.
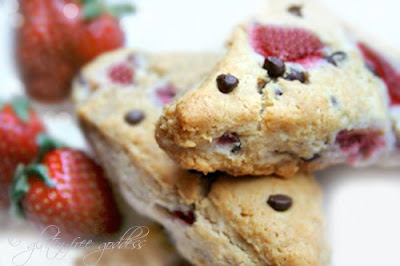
[80,0,135,20]
[11,97,31,122]
[11,164,56,218]
[35,134,65,163]
[10,134,64,218]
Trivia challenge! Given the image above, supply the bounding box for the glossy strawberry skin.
[77,14,124,63]
[358,42,400,105]
[16,1,126,102]
[21,149,121,238]
[249,24,324,64]
[0,105,45,207]
[16,0,82,102]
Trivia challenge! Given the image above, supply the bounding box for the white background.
[1,0,400,265]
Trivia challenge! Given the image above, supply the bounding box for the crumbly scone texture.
[76,50,329,265]
[75,224,188,266]
[82,123,328,266]
[350,27,400,166]
[155,0,394,177]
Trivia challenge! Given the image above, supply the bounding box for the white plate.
[1,0,400,265]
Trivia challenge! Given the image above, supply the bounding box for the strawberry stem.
[11,97,30,122]
[35,134,65,163]
[108,4,135,17]
[11,164,56,218]
[80,0,135,20]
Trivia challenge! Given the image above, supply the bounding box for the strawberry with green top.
[11,135,121,238]
[16,0,134,102]
[0,98,45,207]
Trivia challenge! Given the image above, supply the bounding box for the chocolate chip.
[288,5,303,17]
[275,89,283,96]
[263,56,286,78]
[124,110,145,125]
[216,74,239,94]
[231,144,242,154]
[330,96,338,106]
[216,132,241,153]
[327,51,347,66]
[285,68,308,83]
[267,194,293,212]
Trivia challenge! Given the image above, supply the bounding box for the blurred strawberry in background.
[11,136,122,238]
[15,0,134,103]
[0,98,46,207]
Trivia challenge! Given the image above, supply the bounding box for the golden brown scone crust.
[75,49,329,265]
[155,0,394,177]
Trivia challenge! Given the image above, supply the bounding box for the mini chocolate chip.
[216,74,239,94]
[285,68,308,83]
[267,194,293,212]
[302,154,321,162]
[231,143,242,154]
[124,110,145,125]
[288,5,303,17]
[275,89,283,96]
[263,56,286,78]
[327,51,347,66]
[330,96,338,106]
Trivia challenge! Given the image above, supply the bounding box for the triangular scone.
[156,0,397,177]
[75,49,329,265]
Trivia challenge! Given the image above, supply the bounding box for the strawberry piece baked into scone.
[354,40,400,166]
[155,0,397,177]
[74,49,329,265]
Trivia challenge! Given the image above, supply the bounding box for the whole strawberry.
[0,98,45,207]
[16,0,134,102]
[11,136,121,238]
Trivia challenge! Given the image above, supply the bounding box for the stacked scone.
[73,0,399,265]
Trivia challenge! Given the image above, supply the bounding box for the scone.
[75,224,188,266]
[350,30,400,167]
[74,50,329,265]
[155,0,397,177]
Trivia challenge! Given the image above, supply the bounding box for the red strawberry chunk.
[156,84,178,105]
[108,63,134,85]
[335,129,385,163]
[358,42,400,105]
[249,24,324,64]
[172,210,195,225]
